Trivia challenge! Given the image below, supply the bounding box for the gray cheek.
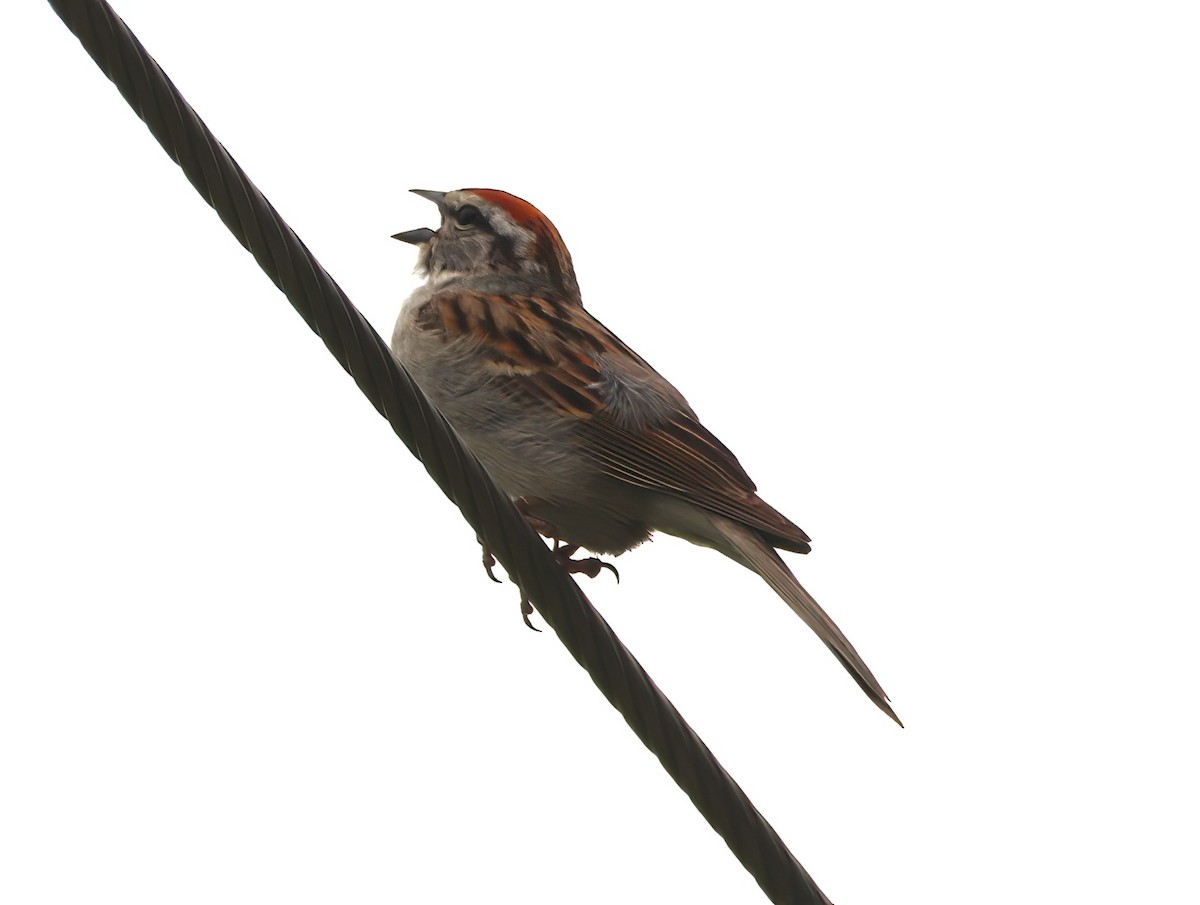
[431,232,494,274]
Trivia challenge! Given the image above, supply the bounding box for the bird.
[390,188,900,725]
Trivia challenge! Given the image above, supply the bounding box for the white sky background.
[4,2,1198,902]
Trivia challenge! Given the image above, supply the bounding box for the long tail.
[710,514,903,726]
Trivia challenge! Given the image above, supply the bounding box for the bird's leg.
[477,498,619,630]
[514,545,618,632]
[519,593,540,632]
[479,537,503,584]
[482,541,542,631]
[551,543,620,583]
[512,497,559,538]
[477,500,557,583]
[513,498,620,583]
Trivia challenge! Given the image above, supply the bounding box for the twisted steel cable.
[46,2,835,902]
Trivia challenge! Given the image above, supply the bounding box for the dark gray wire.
[46,2,835,902]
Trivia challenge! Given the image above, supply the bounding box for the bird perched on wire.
[391,188,900,725]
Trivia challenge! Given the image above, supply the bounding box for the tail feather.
[710,515,903,727]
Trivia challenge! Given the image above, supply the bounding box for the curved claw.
[481,506,621,628]
[600,560,620,584]
[520,597,541,632]
[481,546,503,584]
[556,552,619,583]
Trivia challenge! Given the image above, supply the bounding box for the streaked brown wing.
[578,405,812,554]
[432,289,812,553]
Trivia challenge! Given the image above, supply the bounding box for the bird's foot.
[480,540,504,584]
[519,593,540,632]
[551,541,620,583]
[480,500,620,631]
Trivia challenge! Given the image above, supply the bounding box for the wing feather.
[431,289,812,552]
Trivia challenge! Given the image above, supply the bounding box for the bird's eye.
[453,205,483,228]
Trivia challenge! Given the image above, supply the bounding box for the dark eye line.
[452,204,484,229]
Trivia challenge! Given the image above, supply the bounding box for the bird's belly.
[394,306,566,485]
[391,301,649,554]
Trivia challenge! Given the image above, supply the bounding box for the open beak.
[391,189,448,243]
[391,227,436,245]
[409,189,448,208]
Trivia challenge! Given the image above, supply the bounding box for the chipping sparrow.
[391,189,900,725]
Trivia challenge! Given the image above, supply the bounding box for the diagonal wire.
[45,2,834,902]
